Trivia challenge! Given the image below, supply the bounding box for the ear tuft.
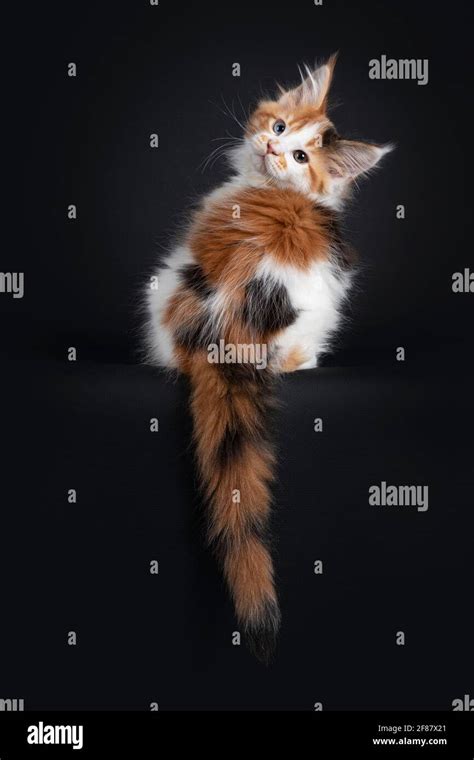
[278,53,338,110]
[328,139,393,180]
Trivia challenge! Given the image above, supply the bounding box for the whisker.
[198,139,238,173]
[220,94,247,133]
[210,134,243,144]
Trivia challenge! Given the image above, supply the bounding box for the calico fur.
[144,55,391,662]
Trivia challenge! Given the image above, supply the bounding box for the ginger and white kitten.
[144,56,391,662]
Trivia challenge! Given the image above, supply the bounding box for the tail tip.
[245,601,281,665]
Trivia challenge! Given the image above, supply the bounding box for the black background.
[1,0,473,711]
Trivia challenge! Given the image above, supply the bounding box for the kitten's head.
[231,55,392,209]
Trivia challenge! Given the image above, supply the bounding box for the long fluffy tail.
[188,353,281,663]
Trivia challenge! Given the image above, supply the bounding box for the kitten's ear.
[327,140,393,180]
[278,53,338,110]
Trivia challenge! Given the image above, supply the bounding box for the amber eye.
[293,150,309,164]
[273,119,286,135]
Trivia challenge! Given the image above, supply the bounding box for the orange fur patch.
[163,288,204,331]
[188,353,277,625]
[280,346,310,372]
[247,102,281,136]
[189,187,333,275]
[224,536,277,623]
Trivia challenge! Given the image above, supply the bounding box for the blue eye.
[273,119,286,135]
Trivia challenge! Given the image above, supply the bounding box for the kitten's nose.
[266,140,280,155]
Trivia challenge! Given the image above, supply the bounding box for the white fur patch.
[255,256,352,366]
[146,244,194,366]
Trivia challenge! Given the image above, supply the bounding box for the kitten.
[145,55,391,663]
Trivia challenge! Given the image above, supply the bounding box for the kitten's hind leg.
[278,346,317,373]
[297,356,318,370]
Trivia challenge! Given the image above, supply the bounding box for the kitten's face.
[246,100,338,199]
[230,57,391,210]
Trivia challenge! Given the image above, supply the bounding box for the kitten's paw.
[297,357,318,370]
[279,347,317,372]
